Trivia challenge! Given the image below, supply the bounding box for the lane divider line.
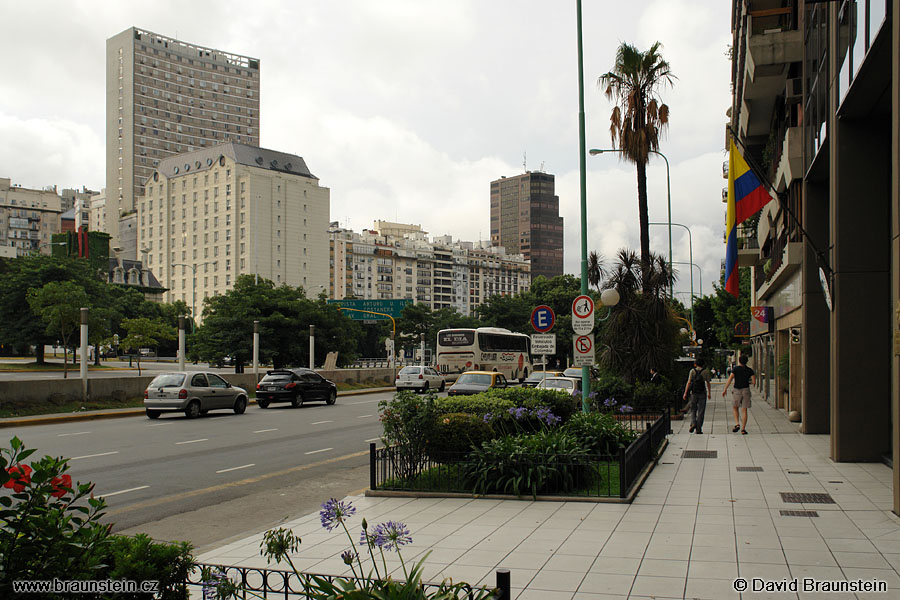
[305,448,333,455]
[101,485,150,498]
[350,400,380,405]
[70,451,119,461]
[365,438,380,443]
[216,464,255,474]
[310,421,332,425]
[253,428,278,433]
[175,438,208,445]
[58,431,91,437]
[357,415,373,418]
[146,423,173,427]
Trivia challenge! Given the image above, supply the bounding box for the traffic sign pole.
[572,295,595,412]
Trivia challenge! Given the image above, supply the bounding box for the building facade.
[0,178,63,256]
[90,190,108,234]
[106,27,260,249]
[60,187,98,231]
[729,1,898,510]
[329,221,530,315]
[490,171,563,280]
[138,142,330,313]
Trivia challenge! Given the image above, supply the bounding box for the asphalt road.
[7,388,420,551]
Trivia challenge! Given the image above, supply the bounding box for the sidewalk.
[197,381,900,599]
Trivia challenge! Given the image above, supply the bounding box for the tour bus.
[436,327,533,382]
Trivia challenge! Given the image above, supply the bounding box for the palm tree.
[587,251,606,292]
[599,42,674,280]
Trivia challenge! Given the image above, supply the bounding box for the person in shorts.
[722,354,755,434]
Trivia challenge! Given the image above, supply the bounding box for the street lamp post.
[650,221,693,307]
[670,261,702,328]
[589,148,673,297]
[172,261,216,332]
[576,0,591,412]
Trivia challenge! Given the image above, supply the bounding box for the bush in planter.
[432,395,515,419]
[631,381,673,412]
[379,391,439,480]
[428,413,493,461]
[563,411,637,455]
[106,534,193,600]
[484,387,580,423]
[590,371,633,406]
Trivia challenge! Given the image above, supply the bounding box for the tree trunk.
[62,345,68,379]
[636,160,651,285]
[34,344,45,365]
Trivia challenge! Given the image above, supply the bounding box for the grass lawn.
[0,398,145,419]
[0,362,117,372]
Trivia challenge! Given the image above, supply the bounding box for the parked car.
[562,366,600,379]
[144,371,248,419]
[535,376,583,398]
[395,365,446,392]
[255,368,337,408]
[447,371,508,396]
[522,370,565,388]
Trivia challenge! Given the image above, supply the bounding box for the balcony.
[755,230,802,299]
[773,126,802,191]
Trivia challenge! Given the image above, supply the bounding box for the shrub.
[590,370,633,407]
[379,391,439,480]
[563,411,637,455]
[632,381,673,411]
[432,395,515,418]
[463,430,589,498]
[428,413,493,461]
[106,534,193,600]
[485,387,580,423]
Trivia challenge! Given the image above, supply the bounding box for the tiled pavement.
[198,380,900,599]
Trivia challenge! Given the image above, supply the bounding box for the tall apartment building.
[138,142,330,312]
[60,187,98,231]
[106,27,260,252]
[329,221,530,315]
[0,178,63,256]
[728,1,897,508]
[490,171,563,279]
[90,190,108,234]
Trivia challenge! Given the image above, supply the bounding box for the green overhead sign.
[327,299,412,320]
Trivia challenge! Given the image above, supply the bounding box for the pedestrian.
[649,367,661,384]
[682,358,711,434]
[722,354,756,434]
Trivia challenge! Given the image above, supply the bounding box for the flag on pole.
[725,140,775,297]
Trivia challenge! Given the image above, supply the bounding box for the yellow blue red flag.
[725,140,774,297]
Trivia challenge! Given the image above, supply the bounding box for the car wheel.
[439,380,445,392]
[184,400,201,419]
[422,381,430,393]
[200,409,209,415]
[326,389,337,405]
[146,409,160,419]
[291,393,304,408]
[257,399,269,409]
[233,396,247,415]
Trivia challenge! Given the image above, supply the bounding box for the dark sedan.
[255,368,337,408]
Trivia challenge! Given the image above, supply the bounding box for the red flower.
[50,474,73,498]
[3,464,32,493]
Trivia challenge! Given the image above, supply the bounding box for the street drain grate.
[828,481,843,484]
[788,470,810,475]
[682,450,718,459]
[736,466,764,472]
[780,510,820,517]
[780,492,836,504]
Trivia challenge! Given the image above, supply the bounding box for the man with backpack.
[682,358,711,434]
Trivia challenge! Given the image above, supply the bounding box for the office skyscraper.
[106,27,260,256]
[490,171,563,279]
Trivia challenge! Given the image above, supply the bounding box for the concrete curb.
[0,386,396,429]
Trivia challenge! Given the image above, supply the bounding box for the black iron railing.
[186,563,509,599]
[370,412,669,500]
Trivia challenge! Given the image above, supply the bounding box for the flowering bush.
[379,391,439,480]
[563,411,638,455]
[205,498,496,599]
[427,413,493,461]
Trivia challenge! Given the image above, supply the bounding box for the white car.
[535,376,583,398]
[395,366,446,392]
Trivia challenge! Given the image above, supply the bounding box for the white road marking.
[216,463,255,474]
[146,423,173,427]
[69,451,119,461]
[101,485,149,498]
[365,438,381,443]
[350,399,379,404]
[305,448,333,455]
[310,420,332,425]
[253,428,278,433]
[58,431,91,437]
[357,415,373,418]
[175,438,208,445]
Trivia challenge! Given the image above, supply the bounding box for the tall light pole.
[172,261,216,332]
[576,0,591,412]
[589,148,673,297]
[650,221,692,305]
[671,261,702,328]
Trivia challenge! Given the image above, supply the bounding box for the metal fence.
[186,563,510,599]
[370,412,668,499]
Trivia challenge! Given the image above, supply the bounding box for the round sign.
[572,295,594,319]
[531,305,555,333]
[575,335,593,354]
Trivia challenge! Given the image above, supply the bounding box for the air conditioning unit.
[722,188,729,203]
[785,78,802,102]
[722,161,729,179]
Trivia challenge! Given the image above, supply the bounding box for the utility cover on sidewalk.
[681,450,718,459]
[779,492,835,504]
[736,466,764,472]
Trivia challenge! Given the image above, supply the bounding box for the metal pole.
[420,333,425,368]
[253,320,259,377]
[80,308,88,401]
[657,152,673,298]
[495,569,511,600]
[309,324,315,370]
[178,315,185,371]
[576,0,590,413]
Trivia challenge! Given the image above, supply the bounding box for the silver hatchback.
[144,371,249,419]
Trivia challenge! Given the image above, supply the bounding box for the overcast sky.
[1,0,732,302]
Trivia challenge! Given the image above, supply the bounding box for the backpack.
[690,368,706,394]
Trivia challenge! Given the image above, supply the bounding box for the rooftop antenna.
[540,161,545,172]
[523,152,527,172]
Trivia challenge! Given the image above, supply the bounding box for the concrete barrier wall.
[0,368,396,410]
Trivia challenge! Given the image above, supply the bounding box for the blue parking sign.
[531,305,555,333]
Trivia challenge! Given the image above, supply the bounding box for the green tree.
[587,251,606,292]
[709,268,752,351]
[26,282,90,378]
[599,41,674,278]
[119,317,175,376]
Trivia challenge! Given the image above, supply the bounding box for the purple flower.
[483,412,494,424]
[359,528,375,548]
[320,498,356,531]
[619,404,634,413]
[341,549,357,565]
[603,397,617,408]
[202,568,226,600]
[588,391,598,400]
[508,407,528,420]
[371,521,412,552]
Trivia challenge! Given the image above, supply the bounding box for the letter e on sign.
[531,305,555,333]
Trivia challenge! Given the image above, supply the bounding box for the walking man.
[683,358,711,434]
[722,354,755,434]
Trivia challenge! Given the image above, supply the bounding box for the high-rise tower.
[106,27,260,257]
